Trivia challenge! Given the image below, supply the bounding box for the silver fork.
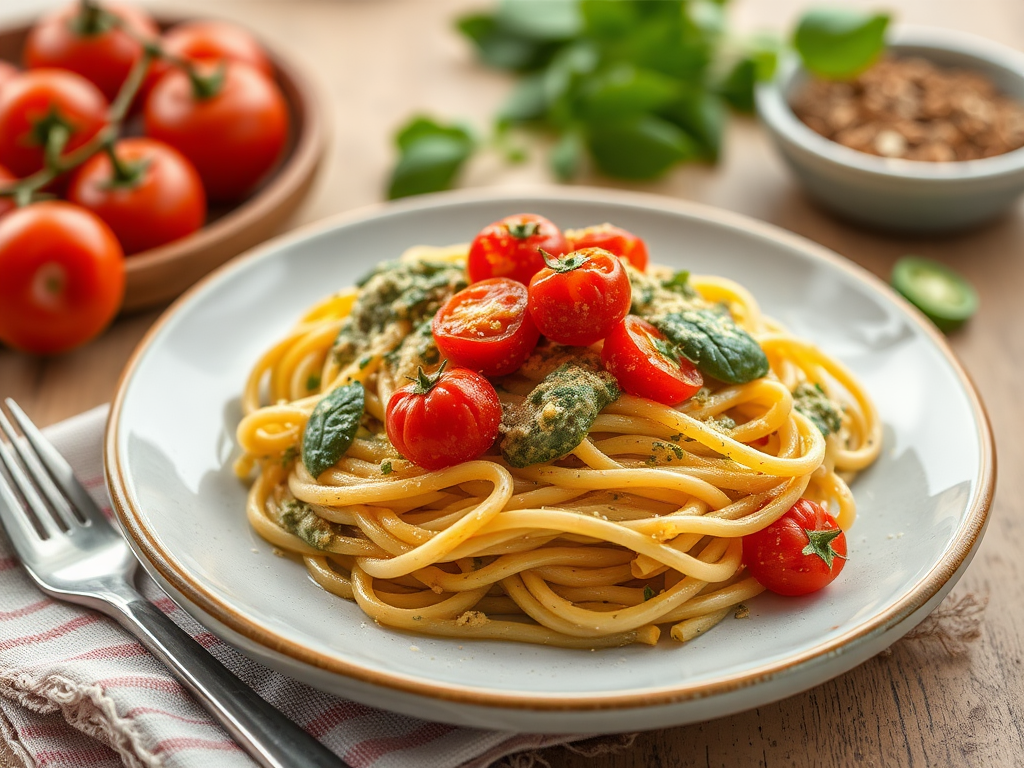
[0,399,346,768]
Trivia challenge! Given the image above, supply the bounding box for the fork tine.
[0,461,47,554]
[5,400,108,527]
[0,409,79,530]
[0,439,63,539]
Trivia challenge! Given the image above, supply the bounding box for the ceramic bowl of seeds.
[757,26,1024,233]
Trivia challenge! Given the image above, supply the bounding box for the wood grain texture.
[1,1,1021,765]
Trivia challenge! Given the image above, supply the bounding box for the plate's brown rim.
[104,186,996,712]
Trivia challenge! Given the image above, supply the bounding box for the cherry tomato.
[144,61,288,202]
[467,213,569,285]
[433,278,539,376]
[67,137,206,255]
[23,2,159,102]
[566,223,649,272]
[742,499,847,597]
[527,247,630,347]
[385,363,502,471]
[0,165,17,219]
[601,315,703,405]
[142,20,273,105]
[0,201,124,355]
[0,62,18,95]
[0,69,108,177]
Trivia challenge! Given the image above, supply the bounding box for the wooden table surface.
[2,0,1022,765]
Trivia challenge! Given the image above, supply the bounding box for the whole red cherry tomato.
[0,62,18,95]
[467,213,568,285]
[385,363,501,471]
[0,165,17,219]
[67,137,206,255]
[23,2,158,102]
[527,247,630,346]
[601,315,703,405]
[566,223,649,271]
[0,69,108,177]
[742,499,847,597]
[142,20,273,105]
[144,61,288,202]
[0,201,124,355]
[433,278,539,376]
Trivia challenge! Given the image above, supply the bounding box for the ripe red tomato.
[601,315,703,405]
[0,69,108,177]
[527,247,631,346]
[23,2,158,102]
[0,201,124,355]
[566,223,649,271]
[467,213,569,285]
[142,20,273,104]
[742,499,847,597]
[433,278,539,376]
[385,364,502,470]
[143,61,288,202]
[0,165,17,219]
[0,62,18,95]
[67,137,206,255]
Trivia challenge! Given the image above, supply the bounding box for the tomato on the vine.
[566,223,649,271]
[467,213,568,285]
[23,1,158,102]
[385,363,502,471]
[0,69,108,177]
[142,20,273,104]
[67,137,206,255]
[527,247,631,347]
[742,499,847,597]
[601,315,703,405]
[433,277,539,376]
[0,201,124,355]
[144,61,288,201]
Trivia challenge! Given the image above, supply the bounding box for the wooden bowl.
[0,16,327,313]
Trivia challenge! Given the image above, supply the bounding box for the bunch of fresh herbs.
[387,1,889,199]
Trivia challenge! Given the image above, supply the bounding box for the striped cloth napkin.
[0,406,603,768]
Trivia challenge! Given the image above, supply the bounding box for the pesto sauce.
[279,499,345,551]
[500,360,620,468]
[792,383,842,436]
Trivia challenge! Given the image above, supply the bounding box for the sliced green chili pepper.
[891,257,977,333]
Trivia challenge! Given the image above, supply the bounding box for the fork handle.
[111,594,348,768]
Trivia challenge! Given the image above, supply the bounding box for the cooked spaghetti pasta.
[235,233,881,649]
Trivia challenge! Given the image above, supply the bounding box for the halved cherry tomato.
[67,137,206,255]
[142,20,273,104]
[0,69,108,177]
[23,2,159,102]
[144,61,288,202]
[467,213,569,285]
[528,247,630,346]
[601,315,703,405]
[432,277,539,376]
[0,201,124,355]
[566,223,648,271]
[385,363,502,470]
[742,499,847,597]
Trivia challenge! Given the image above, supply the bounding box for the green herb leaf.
[495,0,582,42]
[661,89,726,160]
[662,269,696,298]
[388,117,475,200]
[793,8,890,80]
[654,308,769,384]
[588,115,698,179]
[643,585,656,601]
[792,383,842,436]
[497,73,548,126]
[550,128,585,181]
[302,382,365,478]
[380,460,393,475]
[579,64,680,121]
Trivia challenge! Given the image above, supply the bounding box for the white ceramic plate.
[106,188,994,733]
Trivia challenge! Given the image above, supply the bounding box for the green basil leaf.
[497,73,548,126]
[579,64,680,120]
[579,0,637,40]
[456,11,555,72]
[550,129,584,181]
[495,0,582,41]
[661,88,725,160]
[388,118,475,200]
[302,382,365,478]
[654,309,769,384]
[588,114,698,179]
[793,8,890,79]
